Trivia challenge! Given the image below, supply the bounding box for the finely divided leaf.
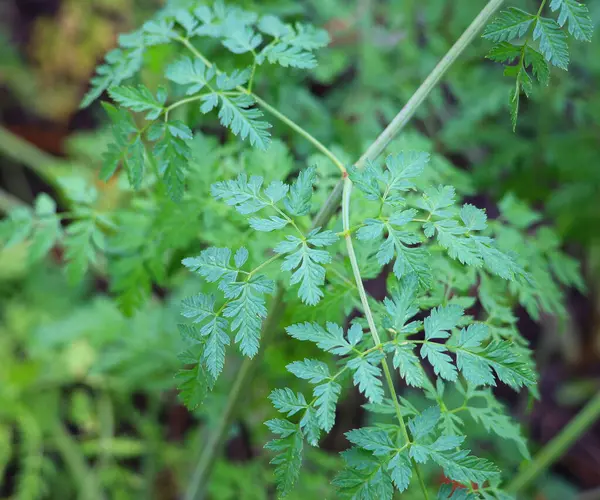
[483,8,535,42]
[347,353,385,404]
[269,388,308,417]
[550,0,594,41]
[533,17,570,69]
[265,422,304,496]
[286,321,354,355]
[108,85,165,120]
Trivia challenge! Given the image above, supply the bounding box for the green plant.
[0,0,596,499]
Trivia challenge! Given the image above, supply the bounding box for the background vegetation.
[0,0,598,498]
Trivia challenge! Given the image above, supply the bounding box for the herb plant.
[0,0,594,499]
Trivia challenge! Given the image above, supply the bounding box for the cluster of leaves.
[0,0,594,498]
[265,234,536,498]
[483,0,594,128]
[0,182,109,283]
[177,166,340,408]
[82,1,329,202]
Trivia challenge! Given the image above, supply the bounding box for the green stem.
[0,125,64,190]
[354,0,504,169]
[252,95,346,174]
[247,253,282,278]
[507,392,600,494]
[342,177,429,500]
[178,38,346,174]
[318,0,505,213]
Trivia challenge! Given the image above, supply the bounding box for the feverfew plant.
[0,0,592,499]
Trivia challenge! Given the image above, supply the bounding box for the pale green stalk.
[342,178,430,499]
[508,392,600,494]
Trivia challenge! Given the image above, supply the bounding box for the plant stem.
[252,95,346,174]
[183,1,504,495]
[507,392,600,494]
[178,39,346,174]
[0,125,63,189]
[342,177,429,500]
[318,0,505,211]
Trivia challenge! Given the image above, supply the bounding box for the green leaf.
[333,448,394,500]
[216,92,271,150]
[424,305,464,340]
[347,353,384,404]
[200,316,230,381]
[498,193,542,229]
[389,345,425,387]
[428,449,500,486]
[345,427,396,456]
[482,8,535,42]
[142,19,178,45]
[350,152,428,207]
[550,0,594,41]
[259,43,317,69]
[417,185,456,218]
[269,388,308,417]
[28,194,61,262]
[108,85,165,120]
[257,16,328,68]
[381,152,429,206]
[299,406,321,446]
[454,337,538,390]
[222,27,262,54]
[376,224,432,288]
[181,293,216,323]
[276,235,333,305]
[533,17,570,69]
[64,218,103,283]
[80,30,145,108]
[211,174,269,215]
[152,120,192,202]
[460,204,487,231]
[421,343,457,381]
[175,364,209,410]
[357,219,385,241]
[525,46,551,85]
[265,418,297,438]
[0,206,33,248]
[387,452,412,492]
[258,16,329,49]
[287,359,331,383]
[486,41,522,63]
[249,215,289,231]
[313,380,341,432]
[468,399,530,459]
[222,275,274,357]
[408,406,441,440]
[284,166,316,216]
[165,56,215,94]
[265,422,304,497]
[182,247,240,284]
[286,321,353,355]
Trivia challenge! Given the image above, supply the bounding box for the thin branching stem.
[342,177,430,500]
[178,38,346,174]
